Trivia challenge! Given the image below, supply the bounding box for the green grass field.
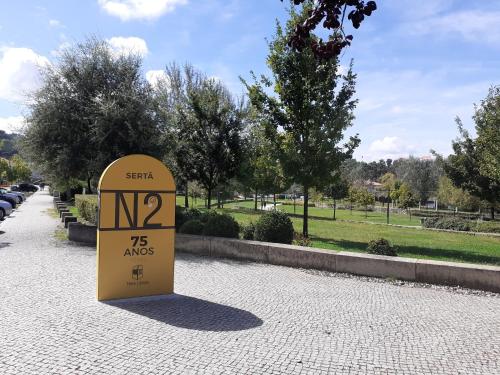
[176,196,500,266]
[177,196,419,226]
[226,200,419,226]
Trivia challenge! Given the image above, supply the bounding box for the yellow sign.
[96,154,176,301]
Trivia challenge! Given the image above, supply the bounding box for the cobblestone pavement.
[0,191,499,375]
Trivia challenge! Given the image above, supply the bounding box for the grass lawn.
[68,206,80,219]
[159,196,500,265]
[217,208,500,266]
[176,196,419,226]
[226,200,419,226]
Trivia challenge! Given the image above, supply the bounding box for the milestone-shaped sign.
[97,154,176,301]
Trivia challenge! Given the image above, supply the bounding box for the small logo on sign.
[132,265,143,280]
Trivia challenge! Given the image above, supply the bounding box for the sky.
[0,0,498,161]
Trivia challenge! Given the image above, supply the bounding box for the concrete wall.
[176,234,500,293]
[62,220,500,292]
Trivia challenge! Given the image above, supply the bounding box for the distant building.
[363,180,383,194]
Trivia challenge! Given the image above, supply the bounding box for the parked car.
[0,192,17,209]
[0,188,23,203]
[0,200,12,220]
[11,183,38,192]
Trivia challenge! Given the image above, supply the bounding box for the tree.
[394,156,441,204]
[22,37,162,193]
[355,187,375,218]
[169,65,244,209]
[0,158,10,184]
[326,175,349,220]
[9,155,32,182]
[443,117,499,219]
[281,0,377,59]
[241,122,288,211]
[346,185,359,214]
[156,63,201,208]
[380,172,396,223]
[474,86,500,181]
[396,183,416,220]
[437,176,481,212]
[245,3,359,236]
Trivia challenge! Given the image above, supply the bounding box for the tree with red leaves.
[281,0,377,59]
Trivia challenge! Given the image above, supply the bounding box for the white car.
[0,200,13,220]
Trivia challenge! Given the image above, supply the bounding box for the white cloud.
[407,10,500,44]
[0,116,25,133]
[145,69,169,88]
[369,137,417,160]
[49,19,62,28]
[98,0,187,21]
[107,36,148,57]
[0,47,50,102]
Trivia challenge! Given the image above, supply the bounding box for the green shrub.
[75,195,98,225]
[254,211,294,244]
[202,213,240,238]
[241,223,255,240]
[200,210,219,223]
[367,238,397,256]
[473,221,500,234]
[175,207,202,232]
[179,219,204,235]
[422,217,471,231]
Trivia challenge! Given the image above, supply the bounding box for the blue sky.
[0,0,498,161]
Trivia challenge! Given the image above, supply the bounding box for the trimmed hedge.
[202,213,240,238]
[179,219,204,235]
[473,222,500,234]
[75,195,98,225]
[241,223,255,240]
[254,211,294,244]
[175,207,203,232]
[422,217,471,232]
[367,238,397,256]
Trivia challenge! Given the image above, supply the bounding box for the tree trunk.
[207,188,212,209]
[254,190,258,211]
[409,207,412,221]
[303,186,309,237]
[491,206,495,220]
[293,195,296,215]
[184,181,189,208]
[87,177,92,194]
[217,192,221,209]
[386,195,390,224]
[273,193,276,210]
[333,198,336,220]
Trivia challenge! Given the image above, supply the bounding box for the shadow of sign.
[105,294,263,332]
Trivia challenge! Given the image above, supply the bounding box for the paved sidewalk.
[0,191,498,374]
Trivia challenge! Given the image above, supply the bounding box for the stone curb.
[175,234,500,293]
[68,222,97,245]
[64,216,77,228]
[61,224,500,293]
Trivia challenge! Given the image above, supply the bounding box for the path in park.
[0,191,499,375]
